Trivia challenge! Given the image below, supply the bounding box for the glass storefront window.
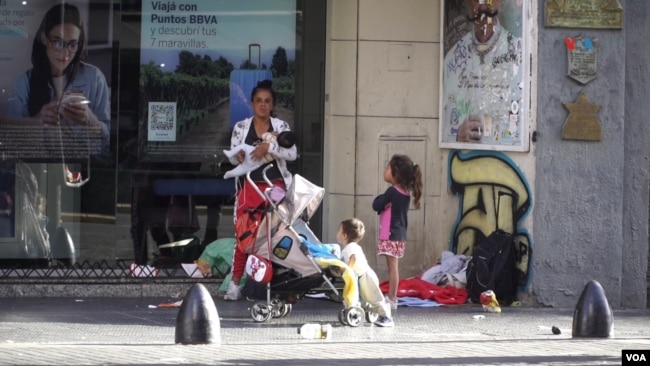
[0,0,324,279]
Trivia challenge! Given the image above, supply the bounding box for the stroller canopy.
[277,174,324,225]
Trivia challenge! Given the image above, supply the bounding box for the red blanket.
[379,278,468,305]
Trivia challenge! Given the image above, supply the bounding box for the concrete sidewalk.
[0,295,649,365]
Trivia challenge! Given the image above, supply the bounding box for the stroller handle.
[245,164,274,199]
[262,165,274,187]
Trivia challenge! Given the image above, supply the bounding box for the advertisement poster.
[439,0,529,151]
[139,0,297,162]
[0,0,112,162]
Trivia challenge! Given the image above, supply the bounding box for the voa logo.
[623,350,649,364]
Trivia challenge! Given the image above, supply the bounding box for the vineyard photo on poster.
[439,0,529,151]
[139,0,297,162]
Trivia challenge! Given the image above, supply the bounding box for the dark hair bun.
[257,79,273,88]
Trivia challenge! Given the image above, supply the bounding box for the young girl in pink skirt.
[372,154,423,309]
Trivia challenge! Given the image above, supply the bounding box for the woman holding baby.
[224,79,297,301]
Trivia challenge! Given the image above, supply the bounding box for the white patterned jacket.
[228,116,297,189]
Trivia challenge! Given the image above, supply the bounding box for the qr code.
[149,103,175,131]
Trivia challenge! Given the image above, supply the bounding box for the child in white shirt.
[337,218,394,327]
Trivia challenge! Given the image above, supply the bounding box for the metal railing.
[0,260,228,279]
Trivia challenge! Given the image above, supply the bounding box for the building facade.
[322,0,648,309]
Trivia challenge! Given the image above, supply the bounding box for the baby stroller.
[243,166,375,327]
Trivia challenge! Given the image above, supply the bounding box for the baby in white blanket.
[223,131,296,179]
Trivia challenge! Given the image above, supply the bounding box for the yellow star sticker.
[561,91,602,141]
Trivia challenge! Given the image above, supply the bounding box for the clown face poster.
[440,0,529,151]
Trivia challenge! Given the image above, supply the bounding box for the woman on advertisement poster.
[1,3,111,241]
[7,3,110,156]
[440,0,527,151]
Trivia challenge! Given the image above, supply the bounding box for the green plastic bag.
[196,237,235,278]
[196,237,249,294]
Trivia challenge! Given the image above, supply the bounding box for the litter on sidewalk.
[150,300,183,308]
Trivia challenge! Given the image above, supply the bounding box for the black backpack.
[465,230,518,306]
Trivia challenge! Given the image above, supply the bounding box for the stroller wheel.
[365,309,379,323]
[270,299,285,318]
[250,302,272,322]
[279,303,292,318]
[338,308,348,326]
[363,302,379,323]
[343,306,364,327]
[270,299,292,318]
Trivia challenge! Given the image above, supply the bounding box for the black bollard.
[572,280,613,338]
[175,283,221,344]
